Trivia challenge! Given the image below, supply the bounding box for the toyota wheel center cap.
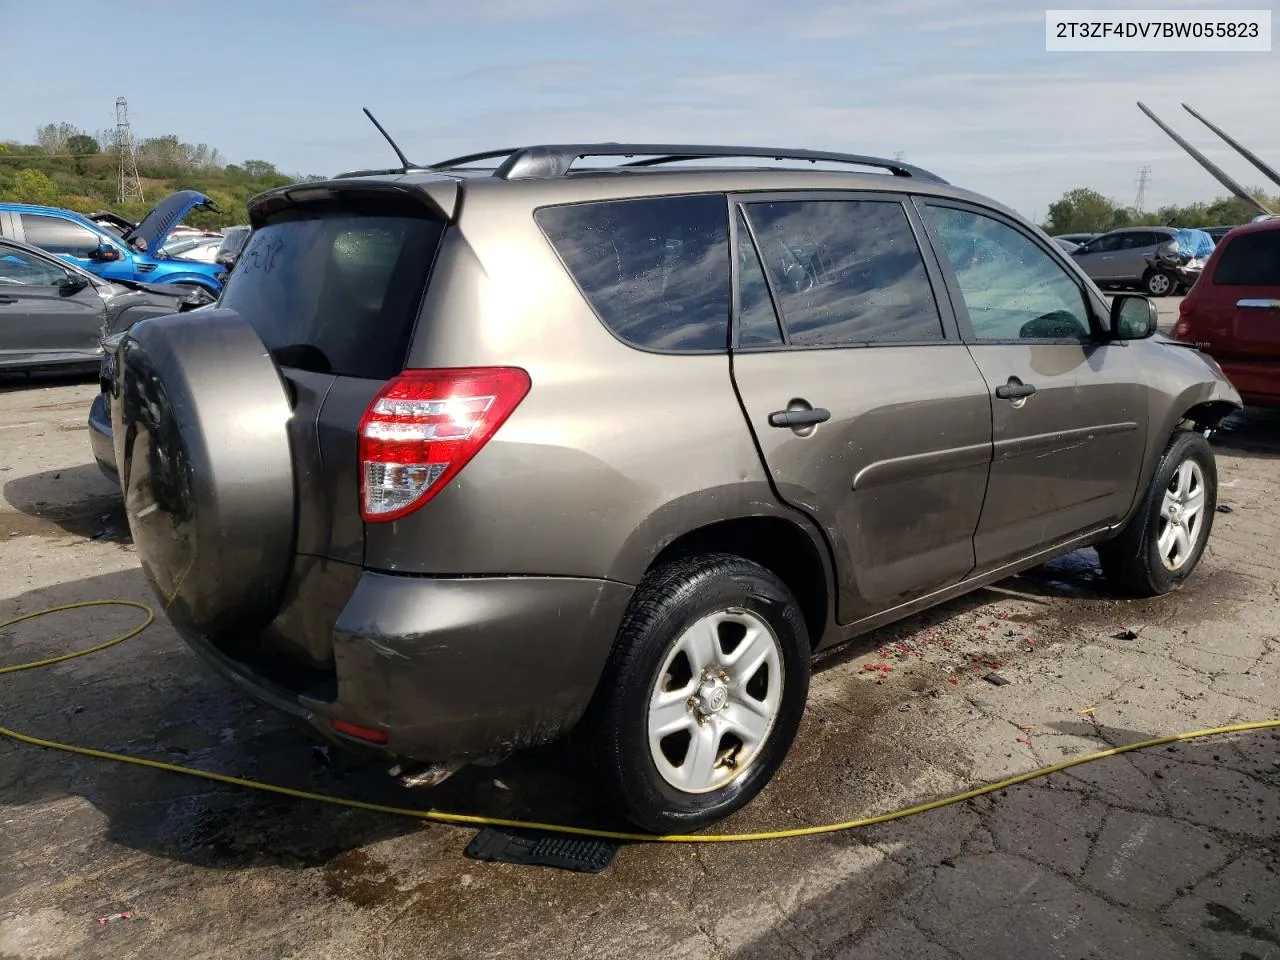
[696,679,729,715]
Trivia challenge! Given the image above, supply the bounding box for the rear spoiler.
[246,178,460,228]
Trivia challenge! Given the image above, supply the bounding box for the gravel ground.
[1,349,1278,960]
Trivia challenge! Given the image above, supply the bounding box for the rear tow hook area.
[389,750,511,789]
[389,760,467,789]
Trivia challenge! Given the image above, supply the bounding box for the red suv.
[1174,219,1280,407]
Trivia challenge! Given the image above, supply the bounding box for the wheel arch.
[643,514,833,650]
[1179,399,1239,432]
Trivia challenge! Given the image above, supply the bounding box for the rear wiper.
[271,343,332,374]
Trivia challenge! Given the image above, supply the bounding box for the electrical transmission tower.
[115,97,144,205]
[1134,165,1152,213]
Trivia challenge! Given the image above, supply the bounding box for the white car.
[160,235,224,263]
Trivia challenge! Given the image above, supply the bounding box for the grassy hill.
[0,122,321,229]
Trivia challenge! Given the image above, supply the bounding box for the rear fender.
[606,485,838,646]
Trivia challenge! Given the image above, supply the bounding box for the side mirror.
[88,243,120,263]
[214,251,238,269]
[55,275,90,295]
[1111,294,1158,340]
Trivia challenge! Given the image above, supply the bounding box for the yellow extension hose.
[2,599,1278,844]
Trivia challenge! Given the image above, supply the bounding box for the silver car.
[1070,227,1181,296]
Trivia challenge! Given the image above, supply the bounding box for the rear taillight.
[1172,298,1193,341]
[358,367,531,523]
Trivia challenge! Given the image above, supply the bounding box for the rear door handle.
[768,408,831,428]
[1237,298,1280,309]
[0,296,17,305]
[995,383,1036,401]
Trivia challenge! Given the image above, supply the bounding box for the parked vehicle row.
[0,191,229,296]
[99,142,1242,832]
[0,236,213,373]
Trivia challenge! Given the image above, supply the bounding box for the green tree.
[1044,188,1119,234]
[65,134,99,174]
[2,168,58,205]
[66,134,99,157]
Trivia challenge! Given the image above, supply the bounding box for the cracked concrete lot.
[2,349,1279,959]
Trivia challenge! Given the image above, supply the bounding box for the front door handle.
[768,408,831,428]
[0,296,17,305]
[995,382,1036,401]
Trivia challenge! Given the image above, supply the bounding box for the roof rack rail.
[333,165,436,178]
[429,144,948,184]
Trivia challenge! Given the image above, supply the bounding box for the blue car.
[0,191,227,295]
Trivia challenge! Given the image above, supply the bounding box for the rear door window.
[1213,231,1280,286]
[740,198,944,346]
[535,194,730,352]
[219,212,443,379]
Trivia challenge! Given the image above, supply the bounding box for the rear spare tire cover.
[115,309,296,640]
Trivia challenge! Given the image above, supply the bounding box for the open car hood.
[122,190,219,257]
[87,211,137,234]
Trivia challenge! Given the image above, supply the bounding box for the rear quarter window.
[219,210,443,379]
[534,194,731,352]
[1212,231,1280,286]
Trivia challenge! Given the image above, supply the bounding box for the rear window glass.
[535,194,730,351]
[219,212,442,379]
[1213,231,1280,286]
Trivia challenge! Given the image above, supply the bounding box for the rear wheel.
[586,554,810,833]
[1098,430,1217,596]
[1143,269,1173,297]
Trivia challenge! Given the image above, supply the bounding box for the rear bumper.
[87,392,118,483]
[179,570,634,762]
[1218,359,1280,408]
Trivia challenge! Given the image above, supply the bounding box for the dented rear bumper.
[179,569,633,762]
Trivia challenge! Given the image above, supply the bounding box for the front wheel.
[1098,430,1217,596]
[586,554,811,834]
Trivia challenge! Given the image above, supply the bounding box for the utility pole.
[1134,165,1152,213]
[115,97,144,205]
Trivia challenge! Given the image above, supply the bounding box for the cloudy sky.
[4,0,1277,219]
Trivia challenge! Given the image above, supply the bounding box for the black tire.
[586,554,811,834]
[1143,269,1174,297]
[1097,430,1217,596]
